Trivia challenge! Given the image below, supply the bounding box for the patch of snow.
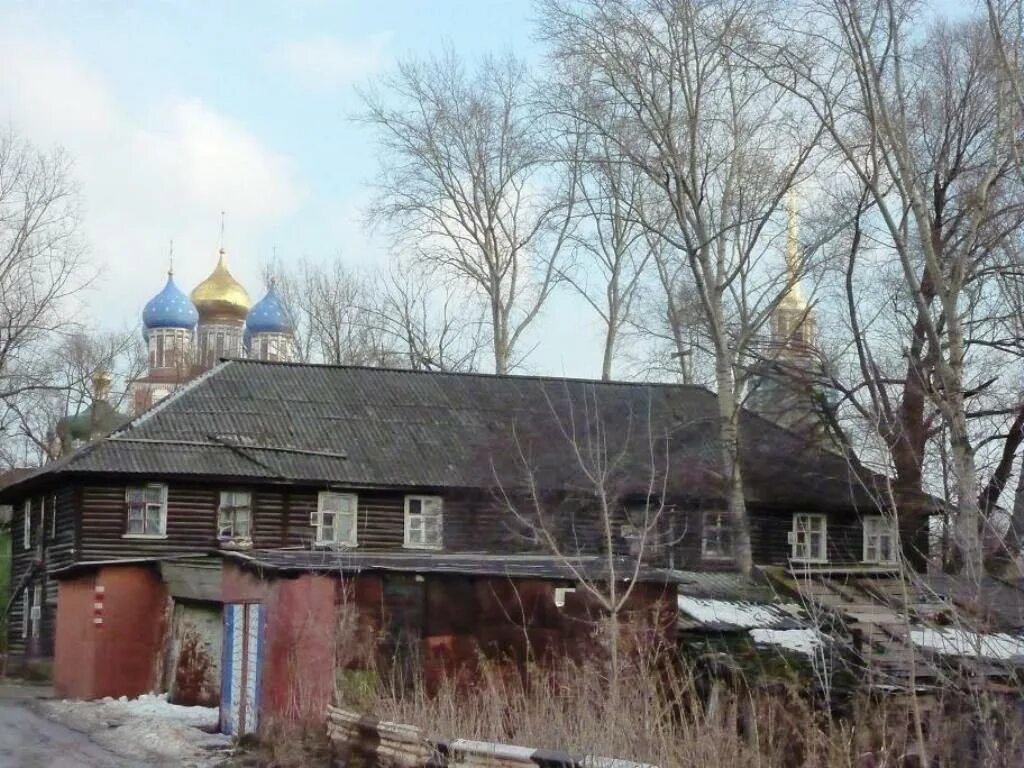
[102,692,219,728]
[749,628,823,656]
[43,693,227,766]
[909,627,1024,660]
[678,595,795,629]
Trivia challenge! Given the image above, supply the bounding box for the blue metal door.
[220,602,264,736]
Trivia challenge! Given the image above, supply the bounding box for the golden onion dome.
[190,248,251,322]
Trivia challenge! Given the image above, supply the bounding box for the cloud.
[0,32,301,326]
[269,34,390,90]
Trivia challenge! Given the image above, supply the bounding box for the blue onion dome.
[142,270,199,340]
[245,282,294,336]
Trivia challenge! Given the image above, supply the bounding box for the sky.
[0,0,608,377]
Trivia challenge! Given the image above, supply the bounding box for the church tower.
[190,248,251,370]
[748,195,827,441]
[245,280,297,362]
[129,258,200,414]
[771,195,816,352]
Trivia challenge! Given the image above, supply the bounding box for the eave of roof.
[221,548,686,584]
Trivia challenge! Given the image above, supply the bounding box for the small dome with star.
[142,271,199,339]
[245,283,294,337]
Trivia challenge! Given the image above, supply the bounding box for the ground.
[0,683,233,767]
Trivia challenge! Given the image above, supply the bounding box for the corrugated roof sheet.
[2,360,890,507]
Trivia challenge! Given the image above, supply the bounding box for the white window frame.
[790,513,828,563]
[404,495,443,550]
[701,510,734,560]
[21,590,28,639]
[50,493,57,539]
[863,516,899,564]
[218,490,253,541]
[22,499,30,549]
[124,484,168,538]
[313,491,358,547]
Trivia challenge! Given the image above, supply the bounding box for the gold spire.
[780,192,806,311]
[190,248,251,322]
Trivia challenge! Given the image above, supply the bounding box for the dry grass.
[334,650,1024,768]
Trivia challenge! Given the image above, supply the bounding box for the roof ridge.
[221,356,716,393]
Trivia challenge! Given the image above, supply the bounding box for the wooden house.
[0,360,907,724]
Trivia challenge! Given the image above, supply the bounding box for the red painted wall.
[223,563,340,727]
[54,573,98,699]
[261,574,337,725]
[54,565,168,700]
[219,562,677,730]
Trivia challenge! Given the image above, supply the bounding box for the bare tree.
[267,254,484,372]
[266,256,399,367]
[364,258,484,373]
[766,5,1024,575]
[1,328,143,466]
[0,128,89,431]
[557,127,655,380]
[494,382,674,689]
[359,51,577,374]
[540,0,825,575]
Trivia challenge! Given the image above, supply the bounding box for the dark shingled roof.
[0,360,887,509]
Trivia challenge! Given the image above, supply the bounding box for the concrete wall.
[54,565,168,700]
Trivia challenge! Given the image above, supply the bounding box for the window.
[50,494,57,539]
[21,590,28,639]
[22,500,30,549]
[863,516,898,564]
[701,511,733,560]
[218,491,252,540]
[313,492,358,546]
[125,484,167,537]
[404,495,442,549]
[31,583,42,639]
[790,513,828,563]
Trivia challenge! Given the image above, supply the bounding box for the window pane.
[408,498,422,515]
[127,488,145,503]
[236,509,251,537]
[145,507,160,534]
[127,507,144,534]
[424,517,441,545]
[145,486,164,503]
[321,509,336,540]
[337,513,354,544]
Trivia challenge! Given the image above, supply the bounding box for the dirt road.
[0,685,139,768]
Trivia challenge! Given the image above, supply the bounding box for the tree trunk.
[950,413,983,579]
[715,356,753,576]
[601,327,615,381]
